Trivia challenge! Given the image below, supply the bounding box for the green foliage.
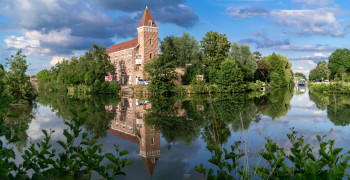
[38,92,120,138]
[309,61,330,81]
[229,42,257,74]
[37,44,118,94]
[196,129,350,179]
[0,106,132,179]
[255,88,293,119]
[201,31,231,69]
[5,50,34,103]
[144,55,178,95]
[262,53,293,88]
[328,48,350,80]
[294,72,307,80]
[216,59,245,93]
[160,33,201,67]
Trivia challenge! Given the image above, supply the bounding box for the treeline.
[309,48,350,82]
[37,44,119,94]
[145,32,294,94]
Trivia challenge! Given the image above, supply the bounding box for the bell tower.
[137,7,159,68]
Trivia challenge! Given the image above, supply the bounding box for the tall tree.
[328,48,350,80]
[200,31,231,68]
[262,53,293,88]
[160,33,200,67]
[309,61,330,81]
[229,42,257,74]
[294,72,307,80]
[5,50,34,103]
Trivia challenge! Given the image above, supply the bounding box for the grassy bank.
[309,82,350,94]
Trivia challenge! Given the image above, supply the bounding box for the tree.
[216,59,245,93]
[5,50,34,103]
[309,61,330,81]
[294,72,307,80]
[229,43,257,74]
[144,54,178,95]
[328,48,350,80]
[254,51,262,61]
[262,53,293,88]
[200,31,231,68]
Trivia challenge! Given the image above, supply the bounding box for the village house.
[106,7,158,85]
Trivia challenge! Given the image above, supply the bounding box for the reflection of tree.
[145,96,204,145]
[5,103,36,152]
[38,92,120,137]
[255,89,293,119]
[212,95,259,132]
[309,91,329,110]
[327,95,350,126]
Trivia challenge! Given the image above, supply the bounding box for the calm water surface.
[6,87,350,179]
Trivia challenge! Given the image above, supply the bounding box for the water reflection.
[109,98,160,178]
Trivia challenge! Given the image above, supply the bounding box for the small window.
[148,20,152,26]
[150,53,152,59]
[152,137,155,144]
[150,39,152,45]
[115,56,118,65]
[128,53,132,63]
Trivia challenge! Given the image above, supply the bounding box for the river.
[5,86,350,179]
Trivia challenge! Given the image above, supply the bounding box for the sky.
[0,0,349,76]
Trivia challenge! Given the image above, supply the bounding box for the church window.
[148,20,152,26]
[150,53,152,59]
[150,39,152,45]
[115,56,118,65]
[128,53,132,63]
[121,54,125,64]
[152,137,155,144]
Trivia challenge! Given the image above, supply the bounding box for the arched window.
[128,53,132,63]
[148,20,152,26]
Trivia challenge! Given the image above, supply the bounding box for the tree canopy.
[5,50,34,103]
[229,42,257,74]
[328,48,350,80]
[309,61,330,81]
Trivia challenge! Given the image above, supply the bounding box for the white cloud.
[278,44,336,51]
[226,7,269,18]
[50,56,69,66]
[270,8,343,37]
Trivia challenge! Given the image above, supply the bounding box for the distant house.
[107,7,159,85]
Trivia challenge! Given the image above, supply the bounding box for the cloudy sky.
[0,0,349,75]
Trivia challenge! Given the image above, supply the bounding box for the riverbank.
[309,82,350,94]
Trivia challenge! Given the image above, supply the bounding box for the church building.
[106,7,158,85]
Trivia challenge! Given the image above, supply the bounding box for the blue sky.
[0,0,349,76]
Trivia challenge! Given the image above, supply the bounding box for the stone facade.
[107,7,158,85]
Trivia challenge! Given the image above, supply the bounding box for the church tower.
[137,7,159,71]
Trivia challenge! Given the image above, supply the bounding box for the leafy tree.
[309,61,330,81]
[256,59,271,82]
[144,54,178,95]
[294,72,307,80]
[262,53,293,88]
[160,33,200,67]
[229,42,257,74]
[200,31,231,68]
[37,44,118,94]
[5,50,34,103]
[254,51,262,61]
[328,49,350,80]
[216,59,245,93]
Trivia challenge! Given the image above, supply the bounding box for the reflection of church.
[109,98,160,178]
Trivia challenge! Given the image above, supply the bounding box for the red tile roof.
[139,7,157,27]
[106,38,138,54]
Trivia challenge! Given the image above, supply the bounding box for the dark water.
[5,86,350,179]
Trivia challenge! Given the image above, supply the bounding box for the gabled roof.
[139,7,157,27]
[109,128,139,144]
[106,38,138,54]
